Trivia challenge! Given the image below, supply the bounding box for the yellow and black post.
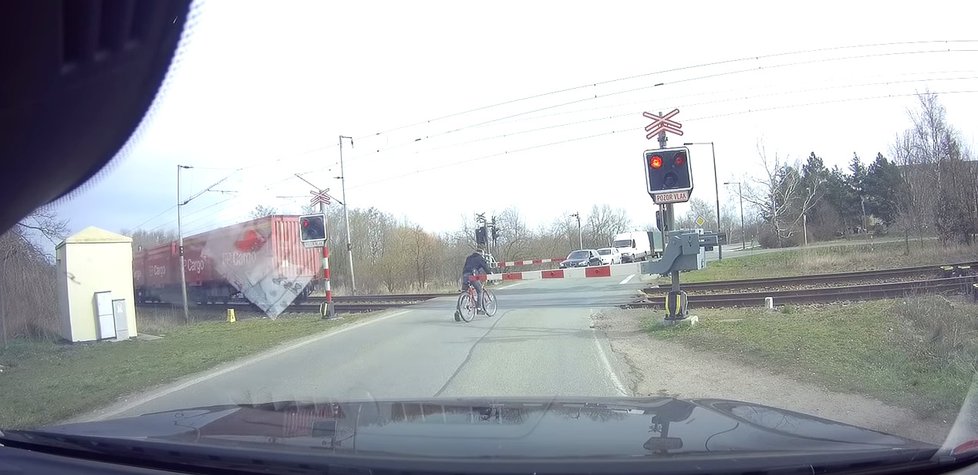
[664,290,689,320]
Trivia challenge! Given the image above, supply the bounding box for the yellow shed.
[55,227,138,343]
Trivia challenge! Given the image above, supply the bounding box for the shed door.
[95,291,116,340]
[112,299,129,340]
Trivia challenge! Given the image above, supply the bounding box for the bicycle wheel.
[482,289,497,317]
[458,293,477,322]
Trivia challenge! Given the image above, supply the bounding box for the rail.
[642,261,978,293]
[626,276,976,309]
[136,292,454,315]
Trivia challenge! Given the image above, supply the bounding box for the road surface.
[89,273,648,421]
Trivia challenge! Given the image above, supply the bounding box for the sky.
[53,0,978,239]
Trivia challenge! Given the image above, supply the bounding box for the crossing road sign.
[643,109,683,140]
[310,190,330,206]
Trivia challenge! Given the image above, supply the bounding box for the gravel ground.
[593,308,954,444]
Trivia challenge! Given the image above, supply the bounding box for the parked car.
[559,249,603,268]
[596,247,621,265]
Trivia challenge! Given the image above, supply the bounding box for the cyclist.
[459,247,491,320]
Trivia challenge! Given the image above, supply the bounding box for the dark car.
[1,397,945,474]
[560,249,603,268]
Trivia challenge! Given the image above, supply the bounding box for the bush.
[757,227,803,248]
[894,296,978,372]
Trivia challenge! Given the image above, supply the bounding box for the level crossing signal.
[645,147,693,203]
[299,214,327,242]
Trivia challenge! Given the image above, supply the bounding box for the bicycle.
[454,274,497,322]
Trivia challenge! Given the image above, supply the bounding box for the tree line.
[737,92,977,248]
[309,204,633,294]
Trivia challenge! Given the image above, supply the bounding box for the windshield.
[5,0,978,470]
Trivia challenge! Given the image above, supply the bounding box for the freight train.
[133,215,321,312]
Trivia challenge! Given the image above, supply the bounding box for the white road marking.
[86,310,414,422]
[618,274,635,285]
[496,282,527,290]
[592,327,629,396]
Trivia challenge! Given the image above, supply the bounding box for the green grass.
[0,313,370,429]
[665,240,978,283]
[646,298,978,420]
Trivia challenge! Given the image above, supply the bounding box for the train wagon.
[133,215,322,317]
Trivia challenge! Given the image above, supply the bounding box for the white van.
[613,231,665,262]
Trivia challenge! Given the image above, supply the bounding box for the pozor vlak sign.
[644,147,693,204]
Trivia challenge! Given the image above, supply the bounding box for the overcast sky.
[53,0,978,238]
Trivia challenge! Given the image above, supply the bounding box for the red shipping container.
[133,215,321,317]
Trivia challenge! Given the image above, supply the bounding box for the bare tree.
[892,92,978,245]
[0,209,68,346]
[676,198,716,231]
[404,226,438,289]
[742,143,820,247]
[495,208,533,259]
[584,204,630,248]
[249,204,278,220]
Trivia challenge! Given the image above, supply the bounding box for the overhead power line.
[353,46,978,158]
[349,88,978,191]
[355,40,978,140]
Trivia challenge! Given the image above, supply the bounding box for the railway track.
[309,293,453,303]
[137,292,453,315]
[642,262,978,293]
[626,276,977,309]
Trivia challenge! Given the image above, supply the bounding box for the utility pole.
[489,216,498,256]
[174,166,237,323]
[176,165,191,323]
[684,141,722,260]
[338,135,356,295]
[803,214,809,245]
[570,212,583,249]
[860,195,867,233]
[724,181,746,250]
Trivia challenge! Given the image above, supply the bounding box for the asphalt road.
[91,274,648,421]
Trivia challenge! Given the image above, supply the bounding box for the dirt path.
[593,309,952,444]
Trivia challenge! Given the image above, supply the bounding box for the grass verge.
[645,297,978,421]
[0,313,370,429]
[667,240,977,283]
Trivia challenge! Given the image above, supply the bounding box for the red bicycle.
[454,274,497,322]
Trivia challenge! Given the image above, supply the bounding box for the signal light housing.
[644,146,693,198]
[299,213,327,242]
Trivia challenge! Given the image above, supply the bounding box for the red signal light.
[674,153,686,167]
[649,155,663,169]
[302,219,310,227]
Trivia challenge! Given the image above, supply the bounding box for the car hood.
[562,258,588,265]
[11,397,934,459]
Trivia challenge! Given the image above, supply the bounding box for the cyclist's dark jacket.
[461,253,491,275]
